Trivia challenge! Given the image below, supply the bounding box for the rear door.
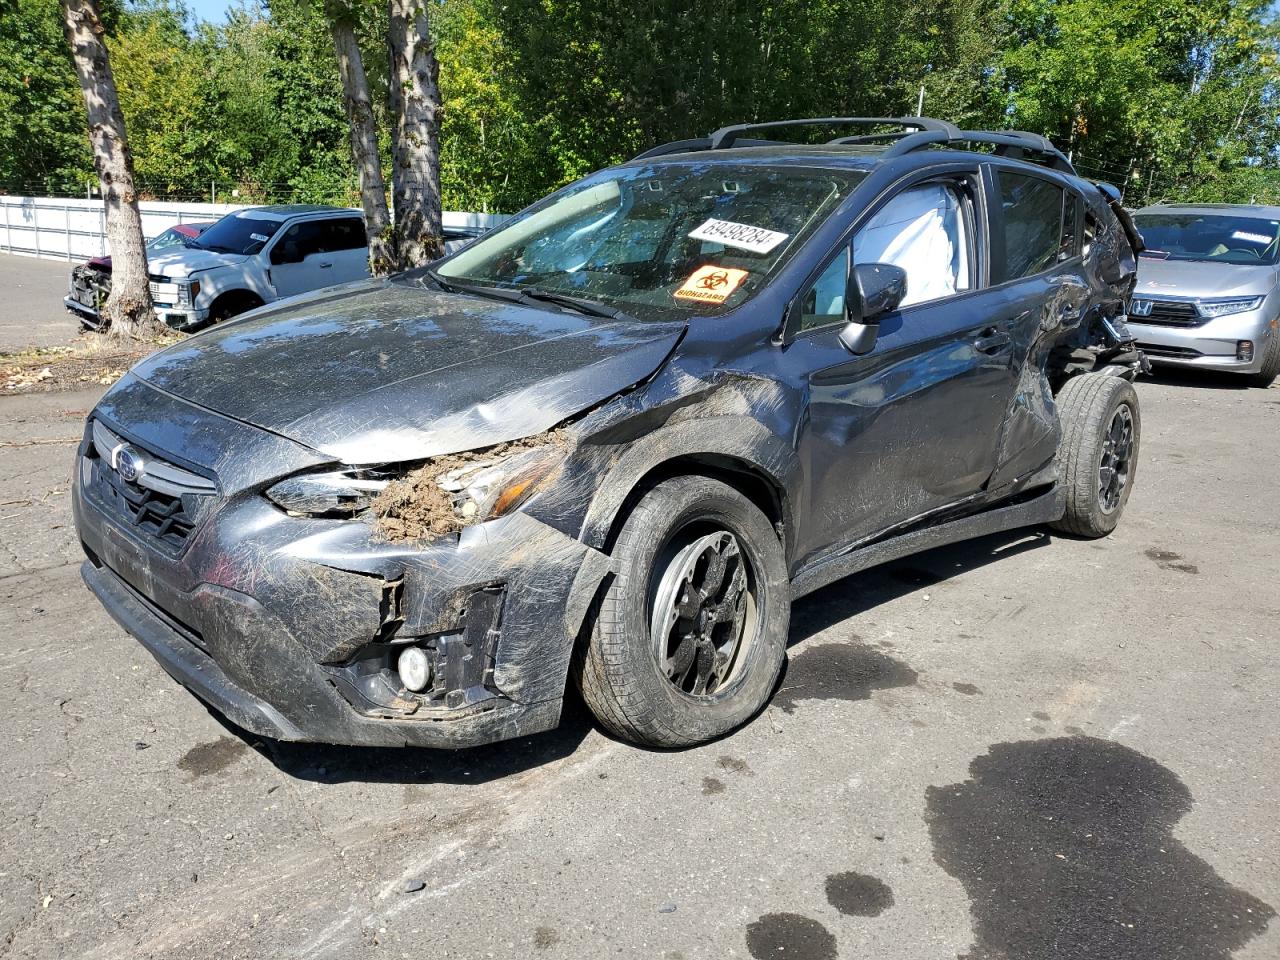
[779,167,1028,568]
[982,164,1092,491]
[320,216,370,283]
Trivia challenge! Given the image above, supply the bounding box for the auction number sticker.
[674,265,750,304]
[688,218,789,254]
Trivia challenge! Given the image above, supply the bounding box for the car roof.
[235,204,361,221]
[1134,203,1280,220]
[625,144,883,173]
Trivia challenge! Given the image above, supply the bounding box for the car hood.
[1134,256,1277,299]
[147,247,249,278]
[129,279,685,464]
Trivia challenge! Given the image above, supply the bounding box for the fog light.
[1237,340,1254,362]
[397,646,432,692]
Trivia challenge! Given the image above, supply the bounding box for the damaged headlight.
[265,442,566,526]
[1198,296,1263,318]
[436,446,564,522]
[266,470,389,517]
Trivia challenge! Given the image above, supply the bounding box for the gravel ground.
[0,372,1276,960]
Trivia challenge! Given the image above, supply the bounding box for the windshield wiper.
[422,270,524,302]
[518,287,624,320]
[422,273,628,319]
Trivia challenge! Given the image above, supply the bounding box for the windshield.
[192,213,281,255]
[1134,213,1280,266]
[438,163,863,318]
[147,227,190,252]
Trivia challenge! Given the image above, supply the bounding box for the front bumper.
[154,305,209,330]
[64,295,103,328]
[1129,310,1275,374]
[72,380,611,749]
[63,298,208,332]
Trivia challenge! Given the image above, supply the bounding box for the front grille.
[1131,299,1205,327]
[70,266,110,310]
[1138,343,1203,360]
[82,420,217,554]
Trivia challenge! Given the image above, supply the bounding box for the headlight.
[177,279,201,306]
[435,445,564,523]
[1198,296,1263,318]
[266,469,388,517]
[265,443,565,525]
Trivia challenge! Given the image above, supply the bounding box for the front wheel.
[577,475,790,748]
[1050,373,1141,538]
[1247,329,1280,388]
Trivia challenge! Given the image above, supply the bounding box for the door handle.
[318,262,333,269]
[974,327,1011,354]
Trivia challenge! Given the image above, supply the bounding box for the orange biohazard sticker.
[674,265,749,304]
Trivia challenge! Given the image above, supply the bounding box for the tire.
[577,475,790,748]
[208,292,262,326]
[1247,330,1280,388]
[1050,373,1141,538]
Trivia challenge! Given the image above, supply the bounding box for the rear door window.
[998,172,1066,280]
[318,218,367,252]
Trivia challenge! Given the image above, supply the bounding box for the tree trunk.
[387,0,444,268]
[329,16,395,275]
[59,0,159,340]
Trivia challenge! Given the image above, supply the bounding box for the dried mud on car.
[372,425,572,541]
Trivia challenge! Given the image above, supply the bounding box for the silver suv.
[1128,203,1280,387]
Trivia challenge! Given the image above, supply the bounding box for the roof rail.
[707,116,960,151]
[882,129,1074,173]
[630,116,1075,174]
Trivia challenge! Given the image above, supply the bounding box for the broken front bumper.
[72,381,611,749]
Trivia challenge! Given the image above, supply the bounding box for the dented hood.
[130,279,684,463]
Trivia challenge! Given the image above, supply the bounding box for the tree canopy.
[2,0,1278,210]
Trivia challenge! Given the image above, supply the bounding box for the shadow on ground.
[209,697,596,787]
[1144,367,1256,391]
[789,527,1052,645]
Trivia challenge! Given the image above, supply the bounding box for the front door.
[783,174,1022,569]
[268,220,327,299]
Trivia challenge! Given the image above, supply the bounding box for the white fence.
[0,195,506,263]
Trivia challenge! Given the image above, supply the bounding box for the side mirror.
[838,262,907,354]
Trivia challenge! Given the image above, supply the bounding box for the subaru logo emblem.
[115,445,145,483]
[1130,299,1154,317]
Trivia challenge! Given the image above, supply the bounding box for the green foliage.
[0,0,93,192]
[1002,0,1280,203]
[2,0,1277,209]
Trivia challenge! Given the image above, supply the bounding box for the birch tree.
[387,0,444,267]
[324,0,395,273]
[59,0,159,339]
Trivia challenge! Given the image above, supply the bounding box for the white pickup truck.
[139,205,371,330]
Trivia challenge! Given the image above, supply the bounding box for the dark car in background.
[73,117,1145,752]
[65,222,213,330]
[1128,203,1280,386]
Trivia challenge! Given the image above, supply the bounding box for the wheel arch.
[578,416,802,567]
[209,287,265,319]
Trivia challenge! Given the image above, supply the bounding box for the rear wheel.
[1247,330,1280,388]
[1050,373,1141,538]
[577,475,789,748]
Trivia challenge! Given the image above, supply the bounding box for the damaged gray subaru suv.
[74,117,1146,750]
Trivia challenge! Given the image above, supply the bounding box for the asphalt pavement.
[0,253,82,353]
[0,372,1276,960]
